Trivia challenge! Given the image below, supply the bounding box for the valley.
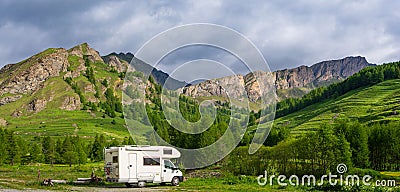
[0,43,399,191]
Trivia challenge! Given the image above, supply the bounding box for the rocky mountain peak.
[102,55,129,73]
[183,56,375,102]
[0,48,69,96]
[68,43,103,63]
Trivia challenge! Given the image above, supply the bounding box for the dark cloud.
[0,0,399,81]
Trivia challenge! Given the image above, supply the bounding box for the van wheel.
[171,177,180,186]
[138,181,146,188]
[125,183,133,188]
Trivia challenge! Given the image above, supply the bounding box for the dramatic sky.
[0,0,399,81]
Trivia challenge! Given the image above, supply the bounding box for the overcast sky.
[0,0,399,81]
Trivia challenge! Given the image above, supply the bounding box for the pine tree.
[30,143,44,163]
[73,136,87,165]
[55,138,63,163]
[317,125,337,173]
[42,136,56,166]
[335,133,352,169]
[122,136,135,145]
[108,138,120,147]
[348,123,370,168]
[91,134,106,162]
[60,136,77,166]
[6,130,20,165]
[63,151,79,167]
[0,129,8,164]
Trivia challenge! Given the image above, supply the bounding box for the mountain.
[102,52,186,90]
[0,42,379,140]
[0,43,185,140]
[0,43,132,138]
[183,56,375,102]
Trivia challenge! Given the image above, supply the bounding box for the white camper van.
[104,145,183,187]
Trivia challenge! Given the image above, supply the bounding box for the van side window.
[112,156,118,163]
[163,149,172,155]
[143,157,160,166]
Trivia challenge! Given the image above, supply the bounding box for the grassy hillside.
[0,45,130,141]
[273,79,400,135]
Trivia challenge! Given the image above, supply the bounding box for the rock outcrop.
[0,118,7,126]
[0,95,22,106]
[274,56,373,89]
[183,56,374,102]
[183,75,243,99]
[102,55,128,73]
[59,96,81,111]
[68,43,103,63]
[0,48,69,97]
[27,99,48,112]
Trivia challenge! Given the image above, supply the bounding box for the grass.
[276,87,308,100]
[175,177,301,191]
[0,164,301,191]
[272,79,400,135]
[0,163,104,190]
[67,55,81,71]
[381,172,400,179]
[1,164,397,191]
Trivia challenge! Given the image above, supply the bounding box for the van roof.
[105,145,181,158]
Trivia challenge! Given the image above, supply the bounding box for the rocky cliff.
[183,56,374,102]
[275,56,373,89]
[103,52,186,90]
[0,48,69,96]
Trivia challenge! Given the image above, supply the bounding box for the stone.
[0,48,69,96]
[60,96,81,111]
[0,118,7,126]
[12,111,22,117]
[102,55,128,73]
[27,99,47,112]
[0,95,23,106]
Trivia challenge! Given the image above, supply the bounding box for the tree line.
[225,120,400,176]
[0,129,134,166]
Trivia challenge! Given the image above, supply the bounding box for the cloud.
[0,0,399,81]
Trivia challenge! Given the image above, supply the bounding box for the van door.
[161,159,175,182]
[128,153,137,179]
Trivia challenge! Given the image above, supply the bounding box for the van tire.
[171,177,180,186]
[125,183,133,188]
[138,181,146,188]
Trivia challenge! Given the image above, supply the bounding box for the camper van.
[104,145,183,187]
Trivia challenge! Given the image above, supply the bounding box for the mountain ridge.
[102,52,186,90]
[0,43,375,111]
[183,56,375,101]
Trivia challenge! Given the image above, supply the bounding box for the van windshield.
[164,160,176,169]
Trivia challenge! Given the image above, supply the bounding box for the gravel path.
[0,186,173,192]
